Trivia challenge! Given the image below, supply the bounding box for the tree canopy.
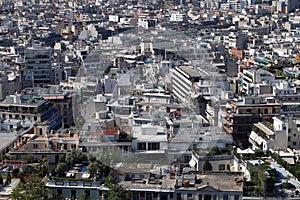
[203,160,213,171]
[104,176,131,200]
[9,177,49,200]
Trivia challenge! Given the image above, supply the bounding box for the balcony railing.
[46,179,102,188]
[223,125,234,134]
[223,118,233,126]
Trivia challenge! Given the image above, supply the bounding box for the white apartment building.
[171,65,202,101]
[248,116,300,152]
[170,12,185,22]
[239,68,277,96]
[132,125,168,153]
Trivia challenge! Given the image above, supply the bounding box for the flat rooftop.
[184,173,243,192]
[179,66,202,78]
[0,132,18,150]
[119,172,243,192]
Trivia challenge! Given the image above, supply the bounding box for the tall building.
[22,43,53,88]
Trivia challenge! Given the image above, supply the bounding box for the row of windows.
[137,142,160,151]
[132,193,240,200]
[85,146,130,152]
[2,113,38,121]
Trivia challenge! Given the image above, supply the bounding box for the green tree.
[77,191,89,200]
[65,149,86,166]
[58,154,66,163]
[50,194,65,200]
[76,115,86,129]
[203,160,213,171]
[88,161,102,178]
[104,176,131,200]
[54,162,69,177]
[88,153,96,163]
[9,177,49,200]
[38,166,47,178]
[27,154,35,164]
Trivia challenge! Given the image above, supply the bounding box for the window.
[223,194,228,200]
[71,190,76,200]
[176,193,181,200]
[148,142,160,150]
[184,155,192,163]
[33,144,38,149]
[199,195,202,200]
[293,142,297,146]
[132,193,139,200]
[146,193,153,200]
[204,194,211,200]
[57,189,62,195]
[137,142,146,150]
[187,193,193,200]
[123,146,128,151]
[85,190,90,199]
[219,164,225,171]
[160,193,168,200]
[234,195,240,200]
[55,155,59,162]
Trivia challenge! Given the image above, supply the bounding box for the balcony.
[252,123,274,140]
[223,125,234,134]
[46,179,102,188]
[223,110,233,117]
[223,118,233,126]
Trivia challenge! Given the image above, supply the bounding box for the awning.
[237,148,255,154]
[189,159,196,168]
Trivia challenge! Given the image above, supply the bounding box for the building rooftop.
[178,65,203,78]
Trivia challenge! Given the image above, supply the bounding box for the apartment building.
[239,68,276,96]
[22,86,75,128]
[0,94,62,129]
[10,129,79,170]
[118,171,243,200]
[22,43,53,87]
[171,65,202,101]
[222,96,280,146]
